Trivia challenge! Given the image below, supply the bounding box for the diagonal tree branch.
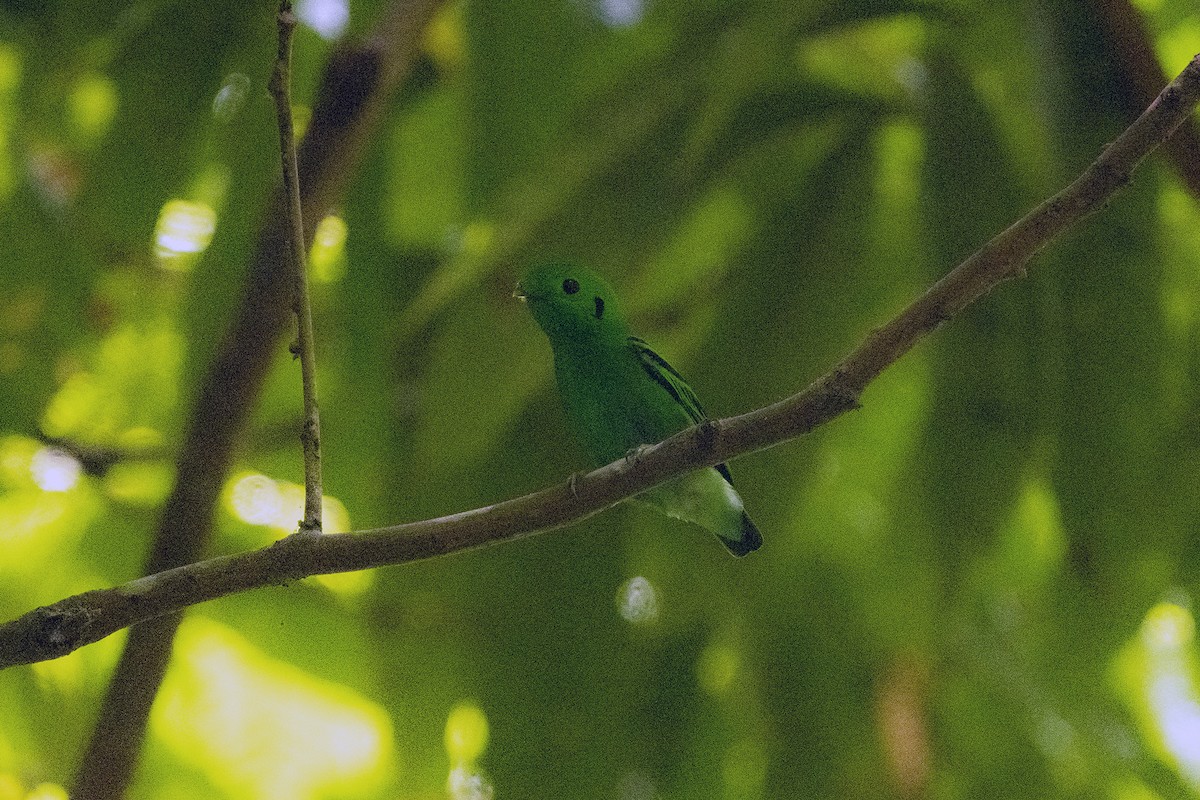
[9,53,1200,674]
[69,2,446,798]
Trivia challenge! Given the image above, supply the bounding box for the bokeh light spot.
[1118,601,1200,788]
[1144,602,1194,653]
[617,575,659,624]
[229,472,285,526]
[69,74,118,140]
[212,73,251,121]
[697,641,739,696]
[30,447,81,492]
[311,214,348,283]
[590,0,644,27]
[226,472,363,591]
[24,784,68,800]
[297,0,349,40]
[448,765,494,800]
[227,471,351,535]
[0,44,21,94]
[445,702,489,764]
[722,738,767,796]
[154,199,217,264]
[424,3,465,70]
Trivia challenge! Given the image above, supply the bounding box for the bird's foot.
[624,444,651,465]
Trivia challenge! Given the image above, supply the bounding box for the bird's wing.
[629,336,735,485]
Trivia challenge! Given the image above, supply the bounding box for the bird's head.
[515,263,628,343]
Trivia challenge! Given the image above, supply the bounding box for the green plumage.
[516,263,762,557]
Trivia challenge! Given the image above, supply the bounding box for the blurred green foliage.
[1,0,1199,798]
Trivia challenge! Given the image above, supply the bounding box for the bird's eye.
[562,278,580,295]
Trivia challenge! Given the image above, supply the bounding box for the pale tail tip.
[720,513,762,557]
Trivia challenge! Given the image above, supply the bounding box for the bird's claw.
[624,444,650,465]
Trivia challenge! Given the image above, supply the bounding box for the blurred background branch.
[1092,0,1200,198]
[70,1,444,798]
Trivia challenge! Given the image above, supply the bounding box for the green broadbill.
[515,263,762,557]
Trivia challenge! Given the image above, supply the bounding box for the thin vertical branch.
[70,2,447,797]
[270,1,324,532]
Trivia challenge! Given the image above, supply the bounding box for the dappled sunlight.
[0,435,37,488]
[228,472,284,526]
[447,766,494,800]
[445,703,492,800]
[696,641,739,697]
[444,702,488,763]
[0,774,69,800]
[1157,16,1200,73]
[616,575,659,624]
[153,618,392,800]
[875,123,922,209]
[0,44,19,200]
[722,737,767,798]
[30,627,125,695]
[103,459,172,506]
[40,325,181,442]
[1115,602,1200,787]
[226,471,351,534]
[4,1,1197,796]
[637,186,752,308]
[40,372,104,439]
[799,13,927,96]
[225,471,366,594]
[996,477,1066,588]
[154,199,217,266]
[588,0,644,28]
[316,562,372,596]
[21,784,67,800]
[0,436,97,578]
[423,3,464,71]
[311,214,348,283]
[69,74,117,141]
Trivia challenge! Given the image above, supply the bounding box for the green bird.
[515,263,762,556]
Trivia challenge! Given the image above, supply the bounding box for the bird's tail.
[718,512,762,557]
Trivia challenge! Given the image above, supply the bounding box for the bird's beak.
[513,282,528,301]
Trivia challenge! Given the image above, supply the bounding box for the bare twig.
[69,2,446,798]
[12,54,1200,673]
[270,1,323,532]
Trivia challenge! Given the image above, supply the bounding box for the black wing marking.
[629,336,734,485]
